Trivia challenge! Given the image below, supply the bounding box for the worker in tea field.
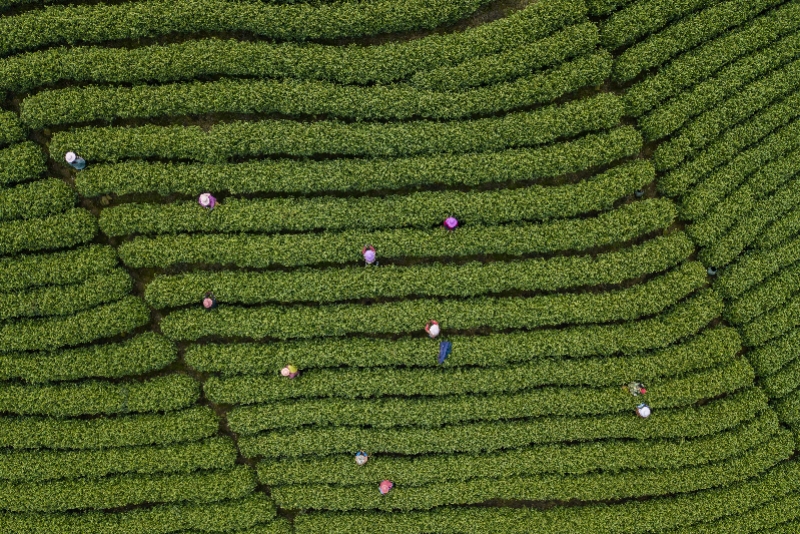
[202,292,217,310]
[281,364,299,379]
[425,320,440,338]
[444,216,458,230]
[355,451,369,466]
[379,480,394,495]
[362,245,377,265]
[199,192,217,209]
[65,151,87,170]
[636,403,651,418]
[625,381,647,396]
[438,340,452,364]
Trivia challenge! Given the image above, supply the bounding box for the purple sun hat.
[198,193,216,209]
[444,217,458,230]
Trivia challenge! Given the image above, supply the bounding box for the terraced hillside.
[1,0,799,532]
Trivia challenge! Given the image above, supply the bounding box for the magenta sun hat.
[444,217,458,230]
[202,297,214,309]
[198,193,216,208]
[379,480,393,494]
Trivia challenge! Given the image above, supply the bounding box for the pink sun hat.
[379,480,393,495]
[444,217,458,230]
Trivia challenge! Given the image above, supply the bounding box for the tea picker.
[379,480,394,495]
[438,340,452,364]
[355,451,369,466]
[425,320,440,339]
[281,364,299,379]
[636,403,651,418]
[444,217,459,230]
[202,292,217,310]
[199,193,217,209]
[624,381,647,396]
[65,152,86,170]
[362,245,377,266]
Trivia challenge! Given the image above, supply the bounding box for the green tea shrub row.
[234,521,293,534]
[744,327,800,377]
[760,356,800,399]
[0,178,74,222]
[727,264,800,325]
[0,437,236,483]
[160,262,707,342]
[118,199,675,269]
[0,208,96,257]
[221,359,752,431]
[292,459,800,533]
[0,374,198,417]
[675,492,800,534]
[763,517,800,534]
[184,291,723,373]
[409,23,598,91]
[0,296,149,352]
[0,244,117,292]
[0,332,176,383]
[0,406,218,450]
[613,0,781,82]
[20,53,610,128]
[714,234,800,298]
[747,320,800,378]
[214,522,292,534]
[0,0,584,89]
[0,20,594,95]
[145,232,689,308]
[271,434,791,511]
[623,0,800,116]
[0,110,23,147]
[0,0,490,56]
[772,389,800,425]
[741,294,800,348]
[0,465,255,512]
[640,31,800,141]
[0,268,131,322]
[687,150,800,247]
[212,327,738,399]
[206,328,739,404]
[237,388,768,458]
[756,206,800,250]
[697,176,800,268]
[679,117,800,219]
[1,494,276,534]
[0,142,46,186]
[659,91,800,197]
[585,0,637,16]
[654,57,800,171]
[76,127,642,196]
[259,411,776,485]
[50,93,623,162]
[601,0,720,49]
[101,160,651,237]
[725,265,800,325]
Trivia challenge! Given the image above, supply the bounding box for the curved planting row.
[2,0,798,530]
[607,0,800,496]
[74,127,642,197]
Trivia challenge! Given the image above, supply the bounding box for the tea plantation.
[1,0,800,531]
